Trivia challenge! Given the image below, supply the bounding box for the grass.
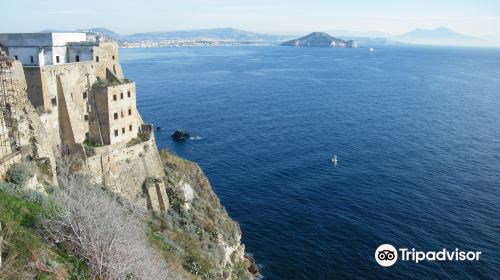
[126,134,151,148]
[91,79,121,89]
[0,188,88,279]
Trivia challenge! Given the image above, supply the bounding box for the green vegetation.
[82,139,96,156]
[147,150,251,279]
[0,184,85,279]
[126,133,150,148]
[36,158,53,178]
[92,78,134,89]
[6,161,35,186]
[0,150,251,279]
[92,79,121,89]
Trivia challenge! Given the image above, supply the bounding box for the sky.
[1,0,500,37]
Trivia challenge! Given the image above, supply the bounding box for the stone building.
[0,32,144,154]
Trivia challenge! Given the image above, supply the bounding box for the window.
[96,56,99,62]
[113,65,116,74]
[84,114,89,121]
[76,55,80,62]
[30,56,34,63]
[113,113,118,120]
[122,127,125,134]
[56,56,60,63]
[83,91,87,99]
[121,111,124,118]
[51,97,57,106]
[113,94,117,101]
[112,55,115,60]
[14,55,18,60]
[120,92,123,99]
[128,108,132,116]
[127,91,131,97]
[129,124,133,131]
[114,130,119,137]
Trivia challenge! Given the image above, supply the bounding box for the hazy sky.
[2,0,499,37]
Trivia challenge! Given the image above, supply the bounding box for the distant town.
[121,39,271,48]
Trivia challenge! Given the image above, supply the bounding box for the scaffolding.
[0,53,21,167]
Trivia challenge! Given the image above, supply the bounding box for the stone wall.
[92,42,123,79]
[19,41,126,153]
[86,135,168,213]
[91,82,143,145]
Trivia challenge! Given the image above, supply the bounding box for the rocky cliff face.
[0,56,57,184]
[0,52,255,279]
[281,32,358,48]
[148,150,253,279]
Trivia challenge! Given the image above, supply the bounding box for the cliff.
[0,48,255,279]
[281,32,357,48]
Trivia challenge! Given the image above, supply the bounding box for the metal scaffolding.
[0,54,21,164]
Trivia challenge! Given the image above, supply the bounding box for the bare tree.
[42,175,169,280]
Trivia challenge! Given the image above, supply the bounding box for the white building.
[0,32,97,66]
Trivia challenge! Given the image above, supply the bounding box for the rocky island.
[281,32,357,48]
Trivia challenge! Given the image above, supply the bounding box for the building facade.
[0,32,145,154]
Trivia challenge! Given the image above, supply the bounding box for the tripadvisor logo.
[375,244,482,267]
[375,244,398,267]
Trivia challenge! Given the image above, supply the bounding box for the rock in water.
[171,130,190,141]
[244,255,261,277]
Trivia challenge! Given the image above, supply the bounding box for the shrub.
[21,190,46,205]
[0,181,20,195]
[83,139,96,156]
[6,162,35,186]
[126,137,142,147]
[42,176,169,279]
[36,158,52,177]
[92,79,121,89]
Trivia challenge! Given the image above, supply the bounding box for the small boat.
[332,155,338,166]
[369,48,375,52]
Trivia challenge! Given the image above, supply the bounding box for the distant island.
[281,32,358,48]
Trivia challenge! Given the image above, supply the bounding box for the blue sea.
[120,46,500,279]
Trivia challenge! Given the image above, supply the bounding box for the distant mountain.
[282,32,357,48]
[393,27,485,46]
[76,28,123,40]
[125,28,289,42]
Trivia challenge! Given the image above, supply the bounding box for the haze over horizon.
[1,0,500,39]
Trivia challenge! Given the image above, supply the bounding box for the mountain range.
[40,27,498,47]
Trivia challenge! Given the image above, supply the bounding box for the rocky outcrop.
[281,32,358,48]
[171,130,191,141]
[0,54,57,184]
[150,150,254,279]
